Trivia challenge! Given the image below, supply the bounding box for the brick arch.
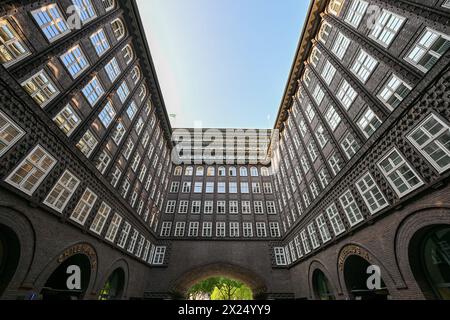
[394,206,450,300]
[0,205,36,299]
[307,260,339,300]
[171,262,267,299]
[336,242,398,299]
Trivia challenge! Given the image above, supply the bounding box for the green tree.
[187,277,253,300]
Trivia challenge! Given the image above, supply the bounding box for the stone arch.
[336,243,398,299]
[307,260,338,300]
[394,206,450,300]
[171,262,267,299]
[0,205,36,299]
[33,242,98,300]
[95,259,130,300]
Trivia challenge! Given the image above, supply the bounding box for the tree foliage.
[187,277,253,300]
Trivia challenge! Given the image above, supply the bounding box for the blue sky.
[136,0,308,129]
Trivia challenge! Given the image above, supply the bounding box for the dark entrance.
[98,268,125,300]
[41,254,91,300]
[410,225,450,300]
[344,255,390,300]
[312,269,335,300]
[0,225,20,297]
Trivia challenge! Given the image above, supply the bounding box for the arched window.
[174,166,182,176]
[185,166,193,176]
[138,84,147,101]
[122,45,133,65]
[328,0,344,16]
[261,167,269,176]
[131,66,140,84]
[313,270,335,300]
[102,0,115,12]
[196,166,204,176]
[240,167,248,176]
[218,167,226,176]
[207,166,215,176]
[111,18,125,40]
[229,166,236,177]
[250,167,259,177]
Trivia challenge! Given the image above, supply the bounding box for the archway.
[0,224,20,297]
[408,225,450,300]
[343,255,390,300]
[98,268,126,300]
[171,263,267,299]
[312,269,335,300]
[40,254,92,300]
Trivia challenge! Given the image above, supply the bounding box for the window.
[269,222,280,237]
[332,32,351,60]
[305,103,316,123]
[310,47,322,67]
[131,66,141,84]
[406,28,450,72]
[202,222,212,237]
[126,101,138,120]
[217,182,226,193]
[170,182,180,193]
[95,150,111,174]
[139,84,147,101]
[228,166,237,176]
[325,106,341,131]
[174,222,185,237]
[229,182,237,193]
[22,70,59,107]
[90,29,110,56]
[185,166,194,176]
[122,45,133,64]
[300,230,311,254]
[378,148,424,197]
[98,101,116,128]
[174,166,182,176]
[301,156,310,173]
[178,201,189,214]
[31,4,70,42]
[318,168,330,189]
[242,201,251,214]
[408,114,450,173]
[254,201,264,214]
[216,222,226,237]
[205,182,214,193]
[127,229,138,253]
[188,222,199,237]
[207,166,215,176]
[345,0,368,28]
[340,190,364,226]
[90,202,111,235]
[316,214,331,243]
[370,10,405,47]
[328,153,341,176]
[135,235,145,257]
[321,60,336,85]
[153,247,166,265]
[356,172,389,214]
[196,166,204,176]
[263,182,272,193]
[351,50,378,83]
[102,0,115,12]
[105,57,121,82]
[165,200,176,213]
[77,130,98,157]
[0,18,30,66]
[218,167,226,176]
[358,108,382,138]
[341,132,360,159]
[312,85,325,105]
[112,122,126,145]
[110,167,122,187]
[243,223,253,237]
[72,0,97,24]
[131,153,141,172]
[105,213,122,242]
[230,222,239,237]
[61,44,89,79]
[82,77,104,106]
[315,125,328,148]
[43,170,80,212]
[217,201,226,214]
[274,247,286,266]
[252,182,261,193]
[0,111,25,157]
[239,167,248,176]
[191,201,201,214]
[378,74,411,110]
[111,19,125,40]
[160,222,172,237]
[256,222,267,238]
[117,81,130,103]
[336,81,356,111]
[204,201,213,214]
[117,222,131,248]
[182,182,191,193]
[5,145,56,195]
[53,105,80,137]
[328,0,344,16]
[307,223,320,250]
[250,167,259,176]
[325,203,345,236]
[310,181,320,199]
[318,21,332,44]
[308,142,318,161]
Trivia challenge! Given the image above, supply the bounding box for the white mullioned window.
[358,108,382,138]
[325,105,341,131]
[305,103,316,123]
[153,247,166,265]
[216,222,226,237]
[356,172,389,214]
[82,77,104,106]
[70,188,97,225]
[43,170,80,212]
[96,150,111,174]
[336,80,357,110]
[122,45,133,64]
[351,50,378,83]
[90,29,110,56]
[312,85,325,105]
[77,130,98,157]
[0,111,25,157]
[105,57,121,82]
[230,222,239,237]
[341,132,360,159]
[378,74,411,110]
[294,235,303,259]
[321,60,336,85]
[407,113,450,174]
[31,4,70,42]
[105,213,122,242]
[22,70,59,107]
[160,222,172,237]
[326,203,346,236]
[112,122,126,145]
[111,18,125,40]
[316,214,331,243]
[191,201,201,214]
[117,81,130,103]
[178,200,189,214]
[316,125,328,148]
[5,145,56,195]
[72,0,97,24]
[243,222,253,237]
[165,200,176,213]
[328,0,344,16]
[90,202,111,235]
[202,222,212,237]
[318,168,330,189]
[127,229,138,253]
[204,201,213,214]
[300,229,311,254]
[345,0,368,28]
[174,222,185,237]
[188,222,199,237]
[318,21,332,44]
[370,9,405,48]
[332,32,351,60]
[117,222,131,248]
[0,18,30,67]
[328,153,341,176]
[256,222,267,238]
[378,148,424,198]
[274,247,287,266]
[242,201,251,214]
[269,222,280,237]
[60,44,89,78]
[340,190,364,226]
[53,105,80,137]
[98,101,116,128]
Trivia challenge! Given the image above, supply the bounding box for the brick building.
[0,0,449,300]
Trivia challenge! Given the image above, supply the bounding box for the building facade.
[0,0,449,300]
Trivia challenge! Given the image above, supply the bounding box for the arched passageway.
[409,225,450,300]
[312,269,335,300]
[343,255,390,300]
[0,224,20,297]
[171,263,267,299]
[40,254,92,300]
[98,268,126,300]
